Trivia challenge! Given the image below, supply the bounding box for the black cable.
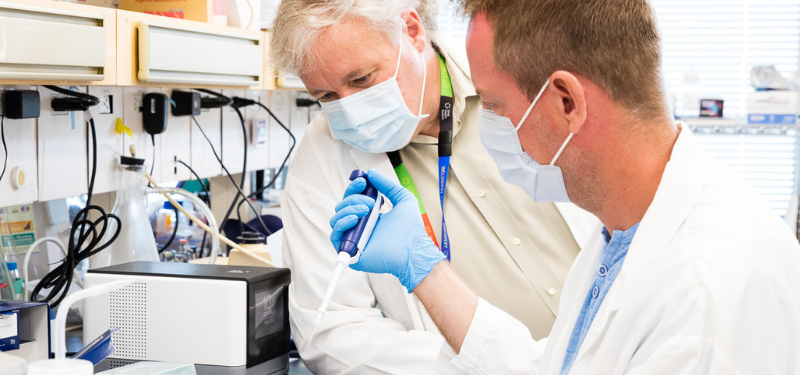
[217,106,248,234]
[175,159,209,194]
[43,85,99,112]
[193,89,248,235]
[32,114,121,308]
[175,159,210,257]
[199,219,209,258]
[190,116,270,236]
[158,205,180,253]
[195,89,232,109]
[150,134,156,180]
[232,100,297,222]
[0,115,7,183]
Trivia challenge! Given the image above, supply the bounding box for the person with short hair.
[329,0,800,373]
[270,1,596,373]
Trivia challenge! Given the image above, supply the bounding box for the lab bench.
[66,328,314,375]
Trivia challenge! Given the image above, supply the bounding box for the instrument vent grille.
[108,281,148,359]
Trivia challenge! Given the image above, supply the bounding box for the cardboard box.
[0,301,49,363]
[118,0,227,25]
[748,91,800,125]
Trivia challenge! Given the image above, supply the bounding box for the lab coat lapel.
[573,125,712,361]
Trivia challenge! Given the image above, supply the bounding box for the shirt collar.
[601,222,640,245]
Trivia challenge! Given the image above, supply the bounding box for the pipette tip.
[307,313,323,348]
[306,331,315,348]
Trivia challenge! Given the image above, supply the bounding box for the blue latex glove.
[330,169,446,292]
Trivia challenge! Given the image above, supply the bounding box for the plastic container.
[6,262,24,297]
[7,262,20,279]
[675,67,703,118]
[156,201,178,242]
[92,157,160,269]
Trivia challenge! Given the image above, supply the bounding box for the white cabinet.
[0,0,116,85]
[117,10,263,88]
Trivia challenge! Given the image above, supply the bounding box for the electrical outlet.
[251,94,261,111]
[133,92,144,113]
[50,94,69,116]
[98,94,113,114]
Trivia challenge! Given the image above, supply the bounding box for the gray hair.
[270,0,438,76]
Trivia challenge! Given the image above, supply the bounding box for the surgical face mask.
[320,38,429,153]
[478,79,574,202]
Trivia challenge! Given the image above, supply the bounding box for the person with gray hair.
[270,0,596,373]
[328,0,800,374]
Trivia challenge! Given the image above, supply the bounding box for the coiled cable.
[32,88,120,308]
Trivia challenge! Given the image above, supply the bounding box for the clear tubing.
[147,187,220,265]
[308,251,351,345]
[144,180,275,267]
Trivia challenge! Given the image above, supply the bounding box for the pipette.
[308,170,384,346]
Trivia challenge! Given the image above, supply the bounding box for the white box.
[748,91,800,125]
[84,262,291,374]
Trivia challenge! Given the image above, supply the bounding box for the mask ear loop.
[417,45,427,116]
[395,25,427,117]
[550,133,573,166]
[394,30,403,78]
[515,78,551,132]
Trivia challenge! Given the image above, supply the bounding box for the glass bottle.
[92,157,160,269]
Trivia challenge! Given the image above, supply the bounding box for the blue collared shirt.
[560,223,640,375]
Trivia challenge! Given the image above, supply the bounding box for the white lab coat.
[436,125,800,374]
[281,40,598,374]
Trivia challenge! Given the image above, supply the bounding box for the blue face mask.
[478,79,574,203]
[320,39,429,153]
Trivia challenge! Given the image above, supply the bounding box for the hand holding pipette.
[308,170,384,345]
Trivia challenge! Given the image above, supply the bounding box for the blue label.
[748,114,797,124]
[0,312,19,352]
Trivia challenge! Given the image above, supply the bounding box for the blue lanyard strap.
[439,155,451,261]
[435,46,453,261]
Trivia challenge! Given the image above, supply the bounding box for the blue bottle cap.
[6,262,17,271]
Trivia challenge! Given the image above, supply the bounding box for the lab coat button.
[513,238,521,246]
[598,265,608,276]
[592,286,599,298]
[547,287,557,296]
[478,189,486,198]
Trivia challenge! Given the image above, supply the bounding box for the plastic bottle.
[6,262,23,297]
[675,67,703,119]
[92,157,160,269]
[156,201,178,244]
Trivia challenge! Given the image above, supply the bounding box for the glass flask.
[92,157,160,269]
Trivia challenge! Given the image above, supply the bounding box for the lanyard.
[387,50,453,260]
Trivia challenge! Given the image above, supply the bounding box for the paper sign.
[0,205,37,254]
